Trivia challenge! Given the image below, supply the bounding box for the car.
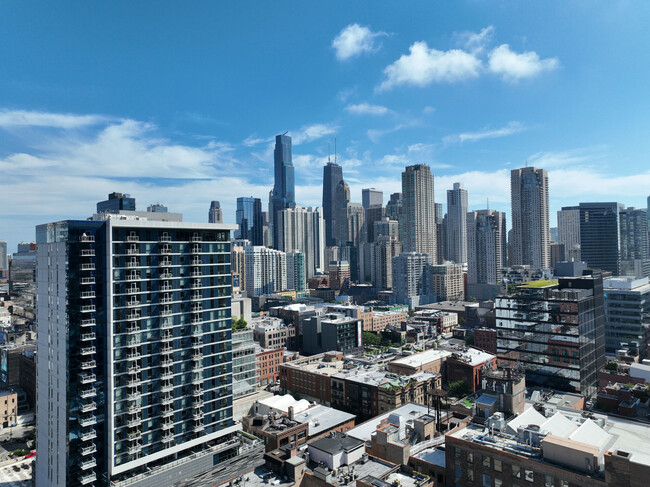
[25,451,36,458]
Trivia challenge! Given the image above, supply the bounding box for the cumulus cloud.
[345,103,390,116]
[291,123,338,145]
[378,41,481,91]
[332,23,387,61]
[0,109,110,129]
[443,121,526,144]
[488,44,559,81]
[243,134,272,147]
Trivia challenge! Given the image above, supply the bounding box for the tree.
[448,380,471,398]
[604,361,618,373]
[232,316,248,330]
[363,331,381,347]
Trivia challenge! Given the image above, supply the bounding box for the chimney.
[288,406,295,421]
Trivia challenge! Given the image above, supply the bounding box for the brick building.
[257,347,285,387]
[473,328,497,355]
[446,348,497,392]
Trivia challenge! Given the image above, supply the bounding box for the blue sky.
[1,1,650,251]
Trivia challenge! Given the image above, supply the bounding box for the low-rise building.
[473,328,497,355]
[411,310,458,335]
[370,309,409,333]
[0,389,17,427]
[280,352,346,405]
[302,313,363,355]
[257,347,285,387]
[252,316,297,350]
[446,348,497,392]
[387,349,453,376]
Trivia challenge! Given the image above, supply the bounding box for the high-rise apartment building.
[370,235,402,290]
[276,206,325,278]
[362,188,383,209]
[244,246,287,297]
[322,161,343,246]
[236,196,263,245]
[286,251,307,293]
[373,217,399,241]
[510,167,550,269]
[391,252,436,309]
[467,209,507,284]
[208,200,223,223]
[557,206,581,261]
[578,202,623,275]
[619,207,649,278]
[603,276,650,355]
[270,134,295,249]
[446,182,468,264]
[232,329,257,399]
[496,274,605,397]
[35,213,246,487]
[430,264,464,301]
[401,165,436,260]
[385,192,402,222]
[0,240,7,271]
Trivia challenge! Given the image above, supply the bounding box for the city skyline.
[2,3,650,251]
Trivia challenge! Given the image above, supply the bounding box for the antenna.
[328,139,331,164]
[335,137,337,165]
[283,131,288,136]
[525,159,528,168]
[487,198,489,210]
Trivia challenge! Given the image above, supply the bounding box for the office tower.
[97,192,136,213]
[435,202,445,265]
[244,246,287,297]
[467,209,507,284]
[323,246,339,274]
[603,276,650,355]
[619,207,650,278]
[362,188,383,209]
[286,251,307,293]
[236,197,263,246]
[392,253,435,309]
[35,214,244,487]
[496,274,605,397]
[0,240,7,271]
[373,217,399,241]
[276,206,325,278]
[322,161,343,246]
[147,203,168,213]
[579,202,623,275]
[370,236,402,290]
[361,204,385,282]
[385,192,402,222]
[446,182,468,264]
[550,242,566,268]
[364,204,385,244]
[430,264,464,301]
[334,180,351,245]
[271,134,296,249]
[339,243,359,283]
[231,241,247,293]
[344,204,365,247]
[557,206,581,261]
[401,165,436,260]
[510,167,550,269]
[231,329,257,398]
[261,211,272,247]
[208,200,223,223]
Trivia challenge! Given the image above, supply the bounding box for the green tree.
[363,331,381,346]
[448,380,472,398]
[604,361,618,373]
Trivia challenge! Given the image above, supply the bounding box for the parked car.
[25,451,36,458]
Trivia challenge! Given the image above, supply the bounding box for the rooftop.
[389,349,452,368]
[309,434,365,455]
[348,403,431,442]
[292,404,356,437]
[518,279,559,288]
[448,347,496,366]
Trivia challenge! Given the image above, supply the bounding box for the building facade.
[236,196,263,245]
[579,202,623,275]
[446,182,468,264]
[401,165,436,260]
[558,206,581,262]
[467,209,507,285]
[322,161,343,247]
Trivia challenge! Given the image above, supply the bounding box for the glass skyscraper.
[322,161,343,246]
[271,134,295,249]
[578,202,623,275]
[235,196,263,245]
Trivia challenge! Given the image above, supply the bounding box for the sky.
[1,1,650,252]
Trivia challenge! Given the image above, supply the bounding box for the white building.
[244,245,287,297]
[402,164,436,260]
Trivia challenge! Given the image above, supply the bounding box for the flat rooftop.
[347,403,431,442]
[292,404,356,437]
[389,349,452,368]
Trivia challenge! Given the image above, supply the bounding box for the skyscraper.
[401,165,436,260]
[391,252,436,309]
[334,180,351,245]
[370,236,401,290]
[446,182,468,264]
[435,202,445,265]
[619,207,649,278]
[286,251,307,293]
[510,167,550,269]
[35,212,257,486]
[385,192,402,222]
[271,134,295,249]
[362,188,383,209]
[208,200,223,223]
[236,196,263,245]
[557,206,581,262]
[244,245,287,296]
[467,209,507,285]
[322,161,343,246]
[0,240,7,271]
[578,202,623,275]
[276,206,325,278]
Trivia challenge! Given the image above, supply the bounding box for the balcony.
[80,472,97,485]
[127,235,139,242]
[160,370,173,380]
[191,292,202,301]
[127,364,141,375]
[126,311,140,320]
[191,340,203,350]
[127,336,141,347]
[126,324,139,334]
[161,381,173,393]
[160,344,173,354]
[160,319,173,330]
[191,351,203,361]
[160,295,172,304]
[127,247,139,255]
[126,272,140,281]
[160,259,172,267]
[81,332,96,341]
[80,457,97,470]
[191,327,202,337]
[159,234,171,242]
[190,270,201,277]
[81,346,96,356]
[160,333,174,343]
[126,286,139,295]
[160,283,173,291]
[161,358,174,368]
[191,387,203,397]
[127,430,141,441]
[161,407,174,418]
[193,398,204,408]
[192,410,204,420]
[160,245,171,254]
[126,298,139,307]
[161,420,174,431]
[81,277,95,285]
[191,257,201,266]
[191,363,203,373]
[191,235,202,242]
[127,260,139,268]
[162,433,174,443]
[127,377,141,387]
[191,304,202,313]
[127,416,142,428]
[126,389,140,401]
[80,401,97,413]
[160,271,173,279]
[81,305,96,313]
[80,443,97,455]
[193,424,205,433]
[161,394,174,405]
[79,373,96,384]
[127,443,141,455]
[78,415,97,427]
[80,429,97,441]
[80,388,96,399]
[80,235,95,243]
[80,360,96,370]
[191,317,203,325]
[81,291,96,299]
[126,351,140,360]
[191,375,203,385]
[191,280,202,289]
[191,245,201,254]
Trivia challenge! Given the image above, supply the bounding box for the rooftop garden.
[518,279,558,288]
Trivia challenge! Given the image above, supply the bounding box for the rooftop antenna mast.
[335,137,337,165]
[487,198,489,211]
[328,139,331,163]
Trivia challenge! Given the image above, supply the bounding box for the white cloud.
[457,26,495,53]
[345,103,390,116]
[332,24,387,61]
[242,134,271,147]
[291,123,338,145]
[443,121,526,143]
[422,106,436,114]
[488,44,559,81]
[378,41,481,91]
[0,109,109,129]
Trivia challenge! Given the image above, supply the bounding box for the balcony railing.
[126,235,139,242]
[81,277,96,285]
[81,305,96,313]
[161,394,174,405]
[81,332,96,341]
[81,346,96,355]
[80,472,97,485]
[80,235,95,243]
[126,273,140,281]
[80,457,97,470]
[80,249,95,256]
[159,235,171,242]
[80,402,97,413]
[80,388,96,399]
[78,415,97,427]
[79,429,97,442]
[80,443,96,455]
[160,283,173,291]
[80,360,96,370]
[80,373,96,384]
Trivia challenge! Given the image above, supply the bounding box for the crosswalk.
[0,459,33,487]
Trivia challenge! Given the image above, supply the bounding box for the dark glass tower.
[579,202,623,275]
[271,134,295,248]
[323,161,343,246]
[236,196,263,245]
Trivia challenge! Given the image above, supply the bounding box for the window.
[467,452,474,464]
[455,447,462,460]
[455,465,462,479]
[494,479,502,487]
[482,474,491,487]
[512,465,521,478]
[524,470,534,482]
[467,469,474,481]
[544,475,554,487]
[494,459,502,472]
[482,455,491,469]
